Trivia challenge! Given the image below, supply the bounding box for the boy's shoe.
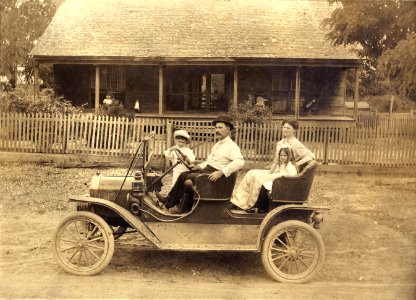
[155,191,168,204]
[169,206,182,214]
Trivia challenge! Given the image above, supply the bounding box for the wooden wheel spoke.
[77,249,83,265]
[59,245,77,252]
[87,235,104,243]
[294,257,302,273]
[84,249,91,266]
[64,228,78,240]
[74,221,83,239]
[271,253,288,261]
[297,256,312,268]
[271,245,287,252]
[68,249,80,262]
[86,225,99,239]
[277,257,290,270]
[87,243,105,251]
[298,251,315,258]
[275,236,289,249]
[60,238,78,244]
[86,248,101,260]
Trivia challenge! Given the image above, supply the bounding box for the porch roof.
[31,0,360,64]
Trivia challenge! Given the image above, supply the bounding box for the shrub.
[0,85,82,114]
[96,99,133,118]
[226,96,273,124]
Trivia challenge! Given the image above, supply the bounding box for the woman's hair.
[281,119,299,130]
[278,147,295,166]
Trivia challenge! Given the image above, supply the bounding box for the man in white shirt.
[156,116,245,213]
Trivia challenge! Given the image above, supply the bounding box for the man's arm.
[220,143,245,177]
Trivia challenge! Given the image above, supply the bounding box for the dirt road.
[0,164,415,299]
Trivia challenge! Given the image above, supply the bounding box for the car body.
[52,132,328,283]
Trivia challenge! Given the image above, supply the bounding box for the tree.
[324,0,416,98]
[0,0,58,87]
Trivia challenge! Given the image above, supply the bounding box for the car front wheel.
[261,220,325,283]
[51,211,115,276]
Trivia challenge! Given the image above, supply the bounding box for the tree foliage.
[0,0,58,86]
[324,0,416,99]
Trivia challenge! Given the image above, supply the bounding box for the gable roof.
[31,0,360,62]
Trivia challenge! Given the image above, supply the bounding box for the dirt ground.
[0,163,415,299]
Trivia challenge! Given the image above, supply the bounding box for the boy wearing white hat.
[164,129,195,186]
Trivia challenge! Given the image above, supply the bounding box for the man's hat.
[212,115,235,131]
[173,129,191,142]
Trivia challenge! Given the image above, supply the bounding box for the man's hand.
[208,170,223,182]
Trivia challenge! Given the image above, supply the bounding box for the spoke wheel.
[261,220,325,283]
[52,212,115,276]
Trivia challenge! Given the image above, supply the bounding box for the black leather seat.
[271,160,318,203]
[193,172,238,200]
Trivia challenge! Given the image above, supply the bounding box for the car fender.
[256,204,329,250]
[69,195,161,247]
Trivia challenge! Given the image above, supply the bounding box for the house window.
[90,66,126,106]
[165,70,229,112]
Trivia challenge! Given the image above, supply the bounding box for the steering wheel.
[173,148,193,171]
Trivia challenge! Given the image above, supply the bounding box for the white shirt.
[263,161,297,190]
[199,136,245,177]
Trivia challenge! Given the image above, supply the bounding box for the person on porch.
[155,115,245,214]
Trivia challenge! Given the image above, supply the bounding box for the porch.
[38,61,362,120]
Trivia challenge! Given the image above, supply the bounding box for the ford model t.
[52,132,328,283]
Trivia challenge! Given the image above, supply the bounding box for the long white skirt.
[230,169,281,210]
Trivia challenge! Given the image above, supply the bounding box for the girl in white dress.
[231,146,297,210]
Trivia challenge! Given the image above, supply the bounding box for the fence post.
[323,127,328,164]
[165,122,173,171]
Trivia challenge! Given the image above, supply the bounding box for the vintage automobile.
[52,132,328,283]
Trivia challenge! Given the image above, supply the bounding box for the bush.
[96,99,133,118]
[0,85,82,114]
[226,96,273,124]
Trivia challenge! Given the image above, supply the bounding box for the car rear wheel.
[261,220,325,283]
[52,211,115,276]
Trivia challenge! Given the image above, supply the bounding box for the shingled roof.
[30,0,359,62]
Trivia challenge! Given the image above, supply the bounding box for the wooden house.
[30,0,362,119]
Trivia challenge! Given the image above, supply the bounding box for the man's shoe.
[155,191,168,204]
[169,205,182,214]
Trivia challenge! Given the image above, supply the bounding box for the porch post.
[95,65,100,114]
[33,61,39,101]
[233,66,238,107]
[354,68,359,120]
[159,65,164,116]
[294,66,301,120]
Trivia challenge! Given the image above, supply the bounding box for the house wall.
[302,67,347,116]
[54,65,91,107]
[125,66,159,113]
[237,66,347,116]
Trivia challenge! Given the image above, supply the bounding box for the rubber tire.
[261,220,325,283]
[51,211,115,276]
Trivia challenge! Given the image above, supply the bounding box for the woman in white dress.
[230,119,314,210]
